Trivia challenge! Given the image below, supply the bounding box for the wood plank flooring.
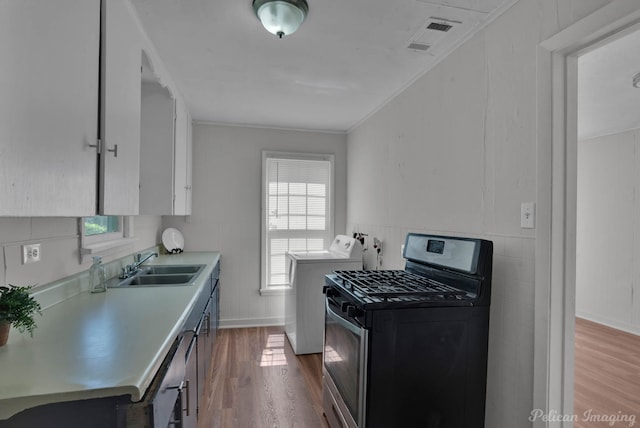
[198,327,329,428]
[574,318,640,428]
[198,320,640,427]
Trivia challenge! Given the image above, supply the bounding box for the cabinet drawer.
[123,336,187,428]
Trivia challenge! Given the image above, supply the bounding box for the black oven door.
[323,295,368,428]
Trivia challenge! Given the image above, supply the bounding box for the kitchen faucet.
[120,252,159,278]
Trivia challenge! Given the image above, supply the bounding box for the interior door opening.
[574,27,640,427]
[537,4,640,426]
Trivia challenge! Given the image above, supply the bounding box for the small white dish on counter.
[162,228,185,253]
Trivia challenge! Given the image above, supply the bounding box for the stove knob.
[340,302,359,317]
[324,286,337,297]
[346,304,360,318]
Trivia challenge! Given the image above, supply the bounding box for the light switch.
[521,202,535,229]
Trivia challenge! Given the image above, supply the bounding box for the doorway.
[574,29,640,426]
[535,2,640,426]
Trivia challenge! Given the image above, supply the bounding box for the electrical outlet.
[22,243,41,264]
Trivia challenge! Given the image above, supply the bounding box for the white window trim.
[78,216,136,264]
[260,151,335,295]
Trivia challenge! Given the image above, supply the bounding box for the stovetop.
[328,269,473,307]
[325,233,492,310]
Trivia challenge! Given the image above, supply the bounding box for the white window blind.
[262,153,333,290]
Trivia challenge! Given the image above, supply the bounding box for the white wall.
[576,129,640,335]
[346,0,611,426]
[0,216,162,289]
[162,124,347,327]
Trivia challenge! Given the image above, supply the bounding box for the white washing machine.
[285,235,362,354]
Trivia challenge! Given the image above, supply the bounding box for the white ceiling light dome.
[252,0,309,39]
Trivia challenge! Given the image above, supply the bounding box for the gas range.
[322,233,493,428]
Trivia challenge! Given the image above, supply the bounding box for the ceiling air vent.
[407,42,430,51]
[427,22,452,32]
[407,16,461,54]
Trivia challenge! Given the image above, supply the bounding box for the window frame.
[260,151,335,295]
[78,216,136,264]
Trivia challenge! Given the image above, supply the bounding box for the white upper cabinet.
[100,0,142,215]
[0,0,189,217]
[0,0,100,216]
[139,81,175,215]
[185,112,193,216]
[173,98,193,216]
[139,81,193,216]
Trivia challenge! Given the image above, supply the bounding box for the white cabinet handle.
[88,140,117,157]
[107,144,118,158]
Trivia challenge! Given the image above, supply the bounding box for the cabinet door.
[185,112,193,215]
[211,279,220,349]
[197,296,213,414]
[173,99,189,215]
[212,263,220,338]
[183,338,198,428]
[139,82,175,214]
[0,0,100,216]
[100,0,142,215]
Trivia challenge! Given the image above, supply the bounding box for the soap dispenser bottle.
[89,255,107,293]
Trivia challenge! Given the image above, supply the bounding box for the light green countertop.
[0,252,220,420]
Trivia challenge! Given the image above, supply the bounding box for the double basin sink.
[108,264,206,288]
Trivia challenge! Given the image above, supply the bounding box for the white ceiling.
[579,29,640,140]
[131,0,517,132]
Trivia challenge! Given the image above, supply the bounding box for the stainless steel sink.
[138,264,205,275]
[108,264,206,288]
[119,274,194,287]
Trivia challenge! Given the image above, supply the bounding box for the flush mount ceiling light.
[252,0,308,39]
[633,71,640,88]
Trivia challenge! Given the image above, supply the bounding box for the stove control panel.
[403,233,484,274]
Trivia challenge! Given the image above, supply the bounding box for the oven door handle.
[326,298,363,335]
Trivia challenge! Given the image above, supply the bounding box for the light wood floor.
[574,318,640,428]
[198,327,329,428]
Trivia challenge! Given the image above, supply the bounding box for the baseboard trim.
[220,317,284,329]
[576,311,640,337]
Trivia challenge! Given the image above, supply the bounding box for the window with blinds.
[262,152,334,290]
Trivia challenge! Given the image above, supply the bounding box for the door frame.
[535,1,640,426]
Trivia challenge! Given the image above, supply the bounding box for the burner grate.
[333,270,469,303]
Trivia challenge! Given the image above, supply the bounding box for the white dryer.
[285,235,362,354]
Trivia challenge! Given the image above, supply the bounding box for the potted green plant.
[0,285,42,346]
